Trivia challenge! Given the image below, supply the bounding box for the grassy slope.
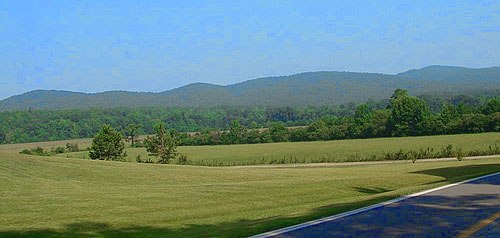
[47,132,500,165]
[1,150,499,237]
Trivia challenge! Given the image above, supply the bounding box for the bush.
[440,144,454,157]
[135,154,154,163]
[177,154,189,165]
[52,147,65,154]
[19,147,52,156]
[66,143,79,152]
[20,149,32,155]
[456,147,465,161]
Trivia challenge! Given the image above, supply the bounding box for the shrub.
[19,147,52,156]
[52,147,65,154]
[66,143,79,152]
[136,155,154,163]
[440,144,454,157]
[177,154,189,165]
[456,147,465,161]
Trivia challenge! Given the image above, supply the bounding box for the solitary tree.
[125,124,141,147]
[144,123,178,164]
[89,125,125,161]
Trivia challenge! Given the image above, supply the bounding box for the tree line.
[91,88,500,150]
[0,90,498,145]
[85,88,499,164]
[176,89,499,146]
[0,105,357,144]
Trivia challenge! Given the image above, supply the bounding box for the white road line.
[249,171,500,238]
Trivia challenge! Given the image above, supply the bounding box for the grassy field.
[0,138,94,154]
[38,132,500,165]
[1,149,499,237]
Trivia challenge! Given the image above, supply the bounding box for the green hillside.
[398,65,500,83]
[1,65,500,110]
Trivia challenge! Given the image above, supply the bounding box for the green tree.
[389,89,431,136]
[390,88,409,101]
[437,104,460,133]
[483,97,500,114]
[307,120,330,140]
[269,122,289,142]
[0,129,5,144]
[245,129,263,144]
[226,121,247,144]
[125,124,141,147]
[440,104,459,124]
[89,125,125,161]
[355,104,372,125]
[458,113,489,133]
[366,109,391,137]
[353,104,372,137]
[144,123,178,164]
[488,112,500,132]
[289,128,308,141]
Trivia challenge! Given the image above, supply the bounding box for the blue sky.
[0,0,499,99]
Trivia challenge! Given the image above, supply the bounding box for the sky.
[0,0,499,99]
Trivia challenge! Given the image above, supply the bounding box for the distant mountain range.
[1,65,500,111]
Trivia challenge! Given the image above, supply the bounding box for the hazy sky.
[1,0,499,99]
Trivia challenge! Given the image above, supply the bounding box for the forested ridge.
[0,89,499,145]
[1,65,500,110]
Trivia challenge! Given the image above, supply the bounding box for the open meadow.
[0,144,499,237]
[176,132,500,165]
[17,132,499,165]
[1,133,500,237]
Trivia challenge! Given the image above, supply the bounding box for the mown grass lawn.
[1,150,499,237]
[53,132,500,165]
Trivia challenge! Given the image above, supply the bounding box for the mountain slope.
[1,66,499,110]
[398,65,500,83]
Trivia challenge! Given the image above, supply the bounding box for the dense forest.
[2,66,500,110]
[0,89,498,145]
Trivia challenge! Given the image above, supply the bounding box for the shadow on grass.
[411,163,500,185]
[0,195,398,238]
[353,187,392,194]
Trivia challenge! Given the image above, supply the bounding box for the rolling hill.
[1,65,499,110]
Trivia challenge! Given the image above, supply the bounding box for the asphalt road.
[253,172,500,238]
